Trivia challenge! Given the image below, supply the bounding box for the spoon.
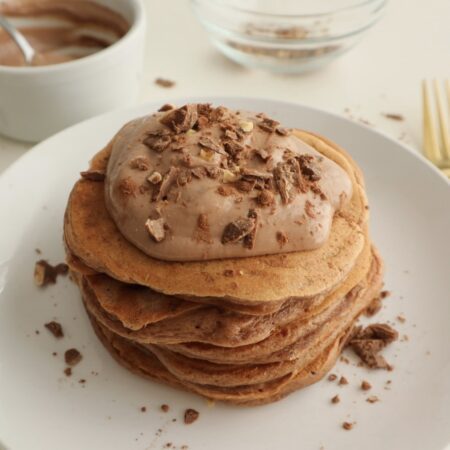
[0,14,36,65]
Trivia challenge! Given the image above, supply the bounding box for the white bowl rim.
[0,0,145,75]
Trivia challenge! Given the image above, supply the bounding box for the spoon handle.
[0,14,36,65]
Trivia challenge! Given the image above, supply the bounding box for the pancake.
[64,130,368,304]
[90,311,347,406]
[77,239,373,348]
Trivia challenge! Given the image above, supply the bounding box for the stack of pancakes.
[64,104,383,406]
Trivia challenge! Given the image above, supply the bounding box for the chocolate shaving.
[198,136,226,155]
[243,209,258,249]
[80,170,105,181]
[222,216,256,245]
[34,260,68,287]
[160,104,198,133]
[64,348,82,366]
[184,409,199,425]
[155,78,175,88]
[45,321,64,339]
[144,134,172,153]
[305,200,316,218]
[347,323,398,369]
[273,158,305,204]
[145,218,166,242]
[158,103,175,112]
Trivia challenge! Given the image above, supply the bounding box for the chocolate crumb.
[396,315,406,323]
[366,395,379,403]
[342,422,354,430]
[276,231,288,248]
[331,395,340,404]
[155,78,175,88]
[328,373,337,382]
[184,408,199,425]
[35,248,42,255]
[380,290,391,299]
[383,113,404,121]
[45,321,64,339]
[161,404,169,413]
[64,367,72,377]
[34,260,68,287]
[361,380,372,391]
[338,376,348,386]
[118,177,137,197]
[80,169,105,181]
[52,352,57,356]
[145,218,166,242]
[365,296,383,317]
[64,348,82,366]
[140,406,147,412]
[79,379,86,384]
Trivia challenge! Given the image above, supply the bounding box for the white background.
[0,0,448,170]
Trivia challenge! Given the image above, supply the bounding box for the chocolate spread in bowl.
[0,0,130,67]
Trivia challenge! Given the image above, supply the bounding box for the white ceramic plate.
[0,98,449,450]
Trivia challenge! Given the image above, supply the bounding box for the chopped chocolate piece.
[257,189,275,207]
[148,171,163,184]
[258,117,279,133]
[184,408,199,425]
[224,140,245,159]
[305,200,316,219]
[196,115,209,130]
[161,404,169,412]
[45,321,64,339]
[338,376,348,386]
[198,136,226,155]
[206,167,220,179]
[298,154,321,181]
[222,217,255,245]
[160,104,198,133]
[140,406,147,412]
[365,296,383,317]
[144,134,172,152]
[348,323,398,369]
[361,380,372,391]
[236,179,256,193]
[118,177,137,197]
[177,169,192,186]
[342,422,354,430]
[153,167,179,201]
[243,209,258,249]
[383,113,404,121]
[252,148,271,163]
[328,373,337,382]
[331,395,340,404]
[276,231,288,248]
[158,103,175,112]
[275,127,290,136]
[64,348,82,366]
[224,129,238,140]
[155,78,175,88]
[273,158,304,204]
[34,260,68,287]
[80,169,105,181]
[145,218,166,242]
[64,367,72,377]
[241,168,273,179]
[366,395,379,403]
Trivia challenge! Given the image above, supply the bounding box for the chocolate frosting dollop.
[104,104,352,262]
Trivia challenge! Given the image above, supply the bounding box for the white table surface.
[0,0,449,174]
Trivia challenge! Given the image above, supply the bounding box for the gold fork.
[422,79,450,178]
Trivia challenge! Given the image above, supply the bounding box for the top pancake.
[64,130,369,304]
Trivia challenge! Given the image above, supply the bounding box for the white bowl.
[0,0,146,142]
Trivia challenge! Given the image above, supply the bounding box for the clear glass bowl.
[191,0,387,73]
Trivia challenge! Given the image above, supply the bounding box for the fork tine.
[433,79,450,161]
[422,80,441,162]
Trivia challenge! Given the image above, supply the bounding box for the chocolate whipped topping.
[104,104,352,262]
[0,0,129,67]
